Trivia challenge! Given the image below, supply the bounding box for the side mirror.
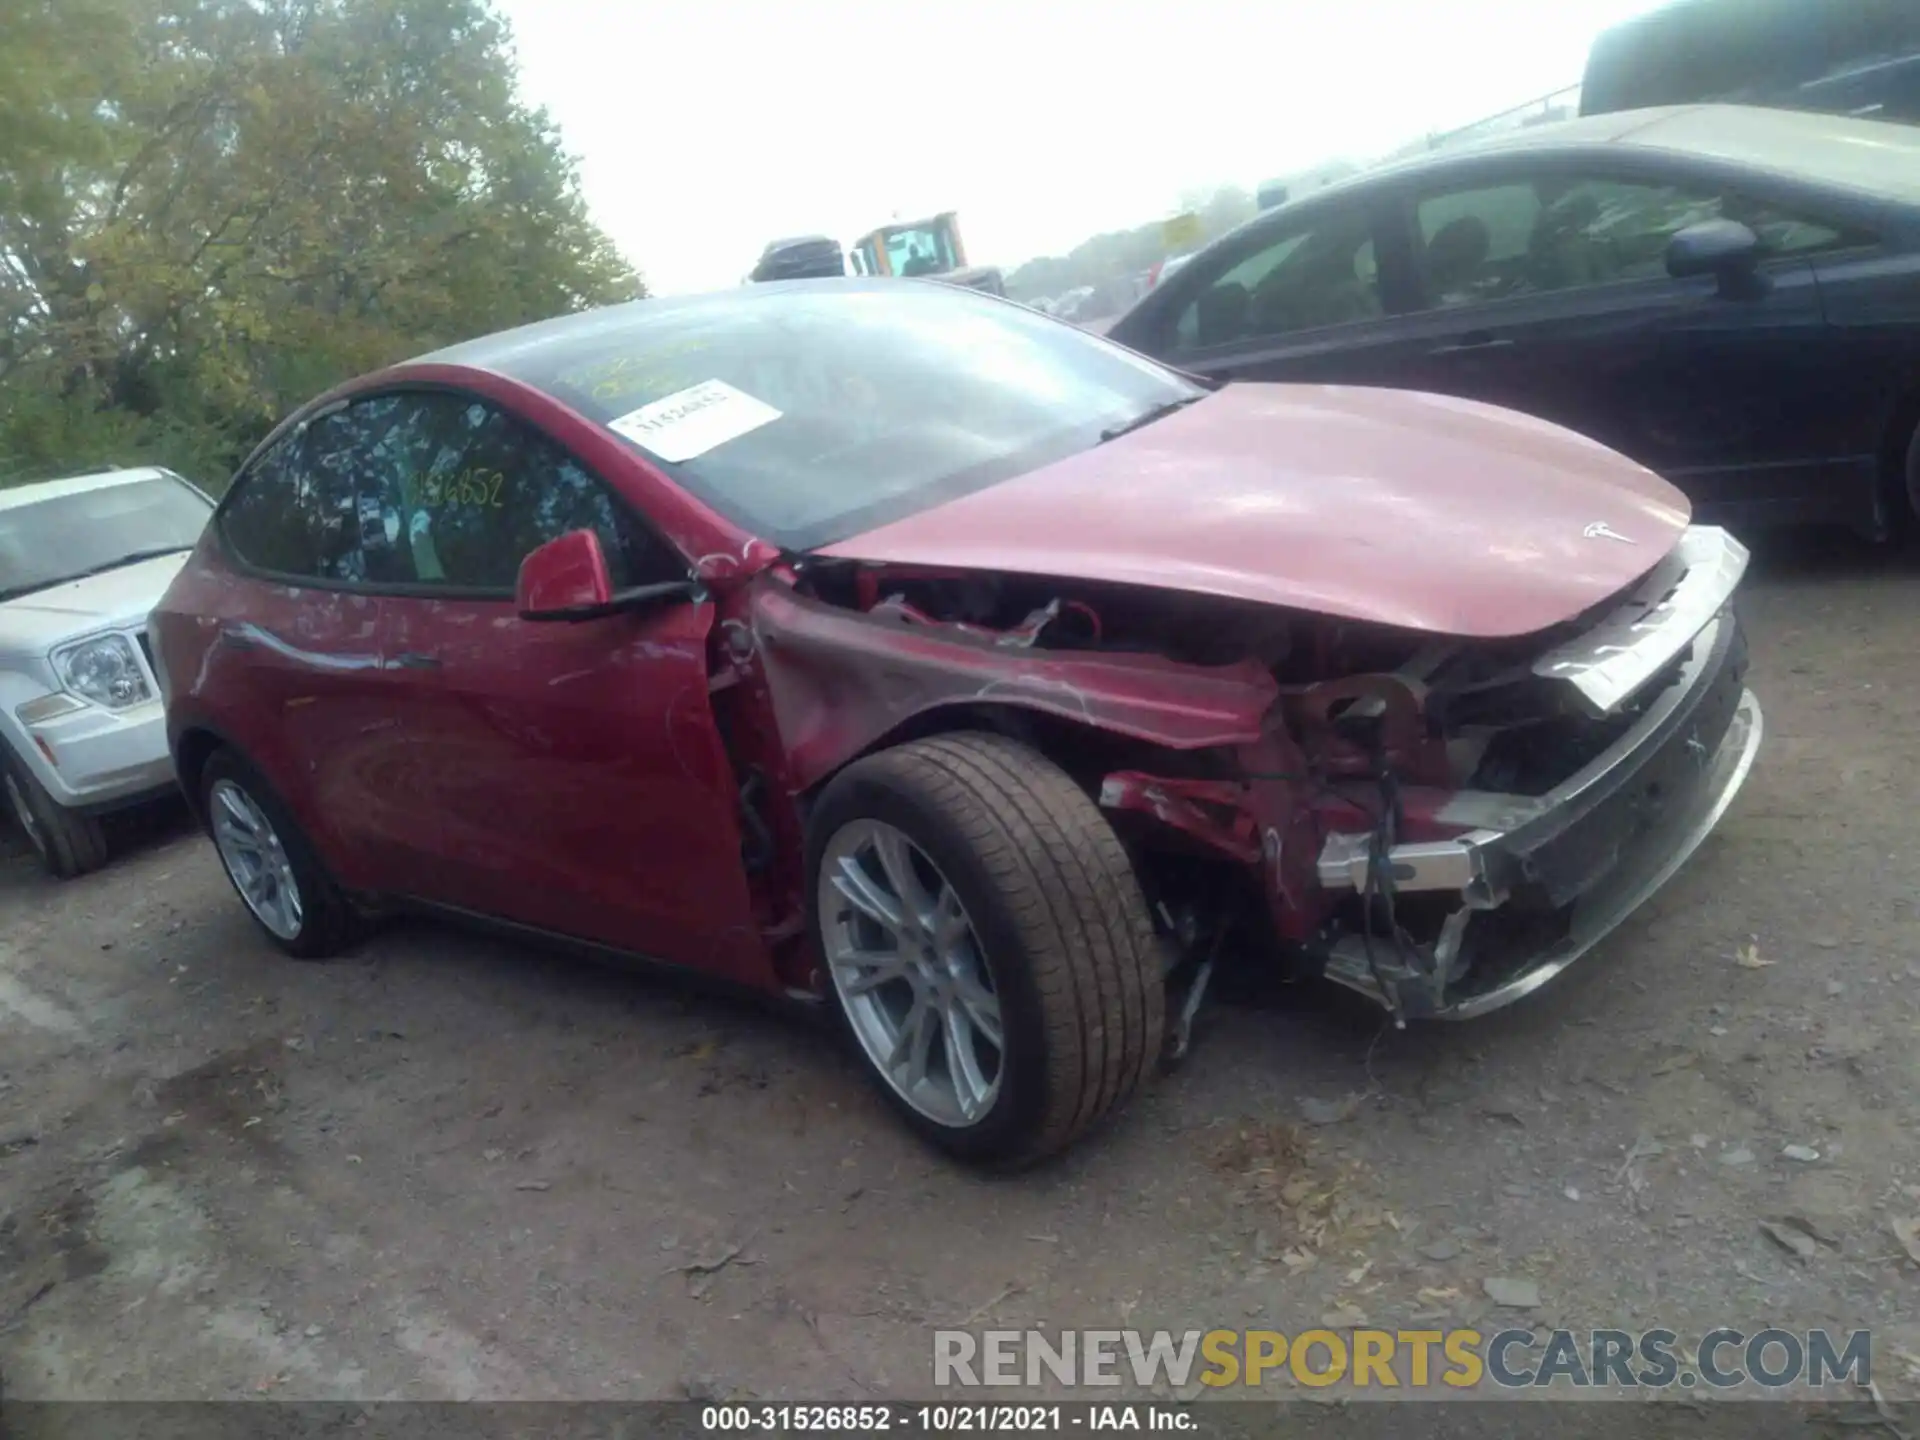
[517,529,612,620]
[1666,220,1766,295]
[516,528,706,623]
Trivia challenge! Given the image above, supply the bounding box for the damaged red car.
[151,279,1763,1165]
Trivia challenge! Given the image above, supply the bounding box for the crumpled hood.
[818,384,1692,639]
[0,552,190,659]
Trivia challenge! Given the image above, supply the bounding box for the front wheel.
[3,750,109,879]
[806,732,1165,1168]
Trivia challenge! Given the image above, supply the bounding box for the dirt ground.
[2,531,1918,1414]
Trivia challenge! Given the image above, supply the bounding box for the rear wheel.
[3,750,109,879]
[807,732,1165,1168]
[201,749,358,959]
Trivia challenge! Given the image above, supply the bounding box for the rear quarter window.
[220,433,327,578]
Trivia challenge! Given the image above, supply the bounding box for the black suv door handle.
[1429,333,1514,357]
[392,652,441,670]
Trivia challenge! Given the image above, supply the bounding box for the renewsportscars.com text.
[933,1328,1872,1391]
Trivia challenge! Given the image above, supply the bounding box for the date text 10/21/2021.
[699,1406,1195,1433]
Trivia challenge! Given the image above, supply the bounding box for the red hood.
[817,384,1690,639]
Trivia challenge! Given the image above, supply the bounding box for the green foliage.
[0,0,643,491]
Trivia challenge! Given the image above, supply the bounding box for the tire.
[3,749,109,879]
[806,732,1165,1168]
[200,748,358,959]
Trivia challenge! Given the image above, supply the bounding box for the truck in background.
[847,212,1006,295]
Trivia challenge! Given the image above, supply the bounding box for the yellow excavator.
[847,212,1006,296]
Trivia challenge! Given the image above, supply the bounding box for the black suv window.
[222,391,685,591]
[1409,173,1867,311]
[1171,209,1382,353]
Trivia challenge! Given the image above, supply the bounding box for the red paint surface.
[820,384,1690,640]
[745,579,1277,794]
[516,528,612,614]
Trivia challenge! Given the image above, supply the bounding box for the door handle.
[391,652,441,670]
[1429,333,1514,357]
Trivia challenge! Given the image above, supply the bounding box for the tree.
[0,0,643,488]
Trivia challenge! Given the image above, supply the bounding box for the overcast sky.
[495,0,1671,296]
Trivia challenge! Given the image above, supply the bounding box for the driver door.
[351,389,761,982]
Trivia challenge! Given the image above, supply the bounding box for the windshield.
[0,475,212,601]
[533,283,1203,550]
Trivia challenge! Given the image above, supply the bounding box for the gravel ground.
[1,531,1917,1419]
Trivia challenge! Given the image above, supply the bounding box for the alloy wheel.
[818,819,1005,1128]
[209,778,304,940]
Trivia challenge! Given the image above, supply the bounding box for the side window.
[1413,183,1545,309]
[220,430,332,578]
[1171,210,1381,353]
[1412,175,1869,312]
[303,395,415,585]
[378,394,684,592]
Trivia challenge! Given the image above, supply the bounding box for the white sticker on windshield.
[606,379,782,463]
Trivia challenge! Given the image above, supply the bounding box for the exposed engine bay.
[799,558,1663,800]
[760,526,1760,1037]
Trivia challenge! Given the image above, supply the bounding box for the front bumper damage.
[1311,526,1762,1019]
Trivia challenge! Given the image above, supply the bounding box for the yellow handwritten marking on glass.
[418,469,506,508]
[559,341,714,407]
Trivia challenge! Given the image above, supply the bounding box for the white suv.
[1,467,214,876]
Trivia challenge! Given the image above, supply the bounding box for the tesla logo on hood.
[1582,522,1636,544]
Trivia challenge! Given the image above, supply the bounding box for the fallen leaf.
[1891,1216,1920,1265]
[1417,1286,1461,1304]
[1760,1220,1817,1261]
[1735,941,1773,969]
[1782,1213,1842,1248]
[1651,1051,1698,1076]
[1321,1305,1369,1328]
[1345,1260,1374,1286]
[1483,1277,1540,1309]
[668,1241,752,1279]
